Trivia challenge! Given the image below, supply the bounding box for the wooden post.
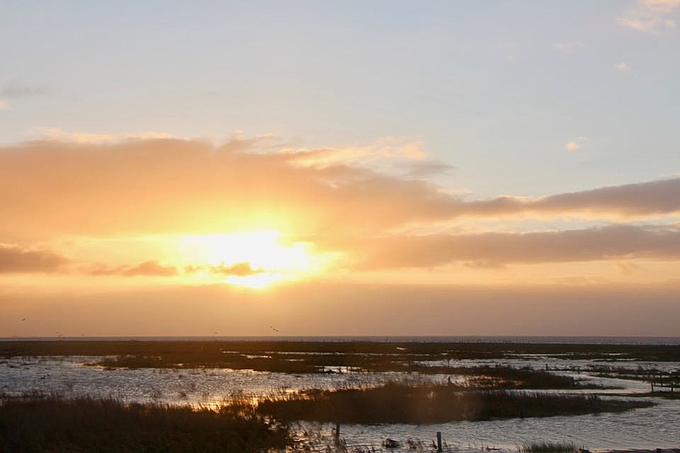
[334,423,340,445]
[436,431,442,452]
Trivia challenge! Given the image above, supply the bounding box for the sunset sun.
[181,230,327,288]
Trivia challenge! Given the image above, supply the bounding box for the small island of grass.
[255,382,653,424]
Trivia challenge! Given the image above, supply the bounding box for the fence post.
[436,431,442,452]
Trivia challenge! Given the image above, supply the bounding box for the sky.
[1,1,679,337]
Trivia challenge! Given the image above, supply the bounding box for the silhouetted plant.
[0,394,290,453]
[255,382,653,424]
[521,441,579,453]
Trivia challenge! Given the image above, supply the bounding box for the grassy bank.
[0,395,289,453]
[256,383,653,424]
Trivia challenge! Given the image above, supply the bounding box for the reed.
[521,441,579,453]
[0,394,290,452]
[255,382,653,424]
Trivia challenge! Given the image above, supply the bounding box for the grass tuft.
[521,441,579,453]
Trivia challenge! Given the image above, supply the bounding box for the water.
[2,344,679,450]
[0,355,433,406]
[335,397,680,450]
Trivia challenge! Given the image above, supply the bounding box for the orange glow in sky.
[2,2,680,337]
[179,231,334,288]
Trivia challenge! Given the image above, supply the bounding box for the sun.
[180,230,328,288]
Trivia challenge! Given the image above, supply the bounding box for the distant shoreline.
[2,335,680,345]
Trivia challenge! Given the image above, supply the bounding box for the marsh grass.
[521,442,578,453]
[255,382,653,424]
[0,394,290,453]
[453,366,591,389]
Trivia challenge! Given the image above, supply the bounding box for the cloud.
[0,244,67,273]
[401,160,456,178]
[0,136,450,241]
[0,82,51,98]
[287,136,428,169]
[613,62,633,73]
[183,262,263,276]
[523,178,680,217]
[565,141,580,152]
[552,41,587,52]
[208,262,263,276]
[436,178,680,223]
[88,261,264,278]
[87,260,178,277]
[38,128,119,144]
[463,260,506,270]
[645,0,680,10]
[618,0,679,32]
[33,128,182,145]
[616,261,641,275]
[354,224,680,269]
[1,135,680,269]
[123,261,178,277]
[0,101,10,111]
[565,137,588,152]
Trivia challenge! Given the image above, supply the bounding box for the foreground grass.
[256,383,653,424]
[0,395,289,453]
[521,442,579,453]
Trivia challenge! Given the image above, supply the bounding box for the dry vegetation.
[254,382,652,424]
[0,394,289,453]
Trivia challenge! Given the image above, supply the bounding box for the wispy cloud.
[87,260,178,277]
[86,260,262,277]
[123,261,178,277]
[565,137,588,152]
[34,128,180,144]
[616,261,641,275]
[0,244,67,273]
[287,136,428,169]
[552,41,587,52]
[39,128,118,144]
[0,101,11,111]
[565,141,581,152]
[401,160,456,178]
[0,82,51,98]
[613,62,633,72]
[354,224,680,269]
[618,0,679,32]
[464,178,680,219]
[204,262,264,277]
